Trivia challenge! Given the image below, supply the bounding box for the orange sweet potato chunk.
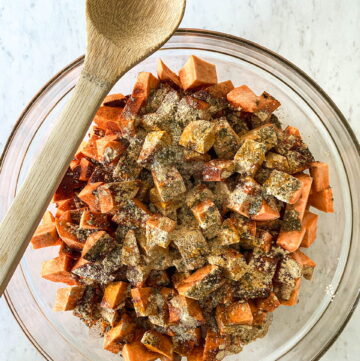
[290,174,313,221]
[101,281,129,309]
[157,59,181,87]
[42,210,55,224]
[41,254,78,285]
[310,162,330,192]
[203,330,227,361]
[94,106,123,132]
[131,287,154,316]
[187,346,204,361]
[224,301,253,325]
[122,341,159,361]
[31,223,60,249]
[79,158,94,182]
[102,93,126,107]
[308,187,334,213]
[227,85,259,112]
[301,210,319,247]
[53,285,85,311]
[251,200,280,221]
[141,330,173,359]
[281,278,301,306]
[55,219,84,250]
[255,292,280,312]
[291,250,316,280]
[79,210,110,230]
[276,225,306,253]
[78,182,103,211]
[179,55,217,90]
[257,91,281,113]
[205,80,234,98]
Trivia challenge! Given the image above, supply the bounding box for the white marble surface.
[0,0,359,360]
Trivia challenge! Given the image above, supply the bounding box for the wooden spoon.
[0,0,185,295]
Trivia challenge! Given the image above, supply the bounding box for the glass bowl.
[1,29,359,361]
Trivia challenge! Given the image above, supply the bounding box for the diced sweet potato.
[265,152,289,172]
[308,187,334,213]
[218,218,240,246]
[77,135,101,161]
[176,264,225,300]
[79,210,110,230]
[59,208,86,223]
[179,55,217,90]
[227,85,259,112]
[310,162,330,192]
[184,95,210,110]
[263,170,302,204]
[55,198,76,218]
[301,210,319,247]
[78,182,103,211]
[103,313,136,353]
[146,216,176,249]
[157,59,181,87]
[205,80,234,98]
[101,281,129,309]
[169,295,205,327]
[122,341,159,361]
[191,200,222,237]
[131,287,157,316]
[53,285,85,311]
[138,131,172,165]
[239,123,278,150]
[291,250,316,280]
[284,125,300,137]
[203,330,227,361]
[234,139,266,176]
[78,158,94,181]
[251,200,280,221]
[94,106,123,132]
[55,219,84,250]
[152,165,186,202]
[255,229,273,253]
[41,254,78,285]
[31,223,60,249]
[281,278,301,306]
[257,91,281,113]
[96,135,127,164]
[213,118,241,159]
[217,301,253,329]
[255,292,280,312]
[179,120,215,154]
[121,230,142,267]
[187,346,204,361]
[202,160,234,181]
[42,210,55,224]
[277,224,306,253]
[102,93,126,107]
[82,231,115,262]
[141,330,173,359]
[112,199,152,227]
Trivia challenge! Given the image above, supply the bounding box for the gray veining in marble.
[0,0,359,360]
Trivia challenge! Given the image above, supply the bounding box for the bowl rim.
[1,28,359,360]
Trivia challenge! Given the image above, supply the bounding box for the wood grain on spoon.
[0,0,185,296]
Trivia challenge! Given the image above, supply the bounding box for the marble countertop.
[0,0,359,360]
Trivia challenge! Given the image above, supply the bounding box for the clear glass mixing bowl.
[0,29,359,361]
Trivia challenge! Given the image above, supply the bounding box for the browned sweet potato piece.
[55,198,76,218]
[291,250,316,280]
[257,91,281,113]
[101,281,129,309]
[203,160,234,181]
[42,210,55,224]
[103,313,136,353]
[308,187,334,213]
[81,231,115,262]
[53,285,85,311]
[131,287,156,316]
[187,346,204,361]
[255,292,280,312]
[112,199,152,227]
[79,210,110,230]
[94,106,123,132]
[79,158,94,182]
[55,219,84,250]
[203,330,227,361]
[219,301,253,326]
[78,134,101,161]
[78,182,103,211]
[227,85,259,112]
[218,218,241,246]
[157,59,181,87]
[251,200,280,221]
[205,80,234,98]
[309,161,330,192]
[31,223,60,249]
[146,216,176,249]
[141,330,173,359]
[102,93,126,107]
[179,55,217,90]
[191,199,222,237]
[41,254,78,285]
[281,278,301,306]
[122,341,159,361]
[96,135,127,164]
[276,224,306,253]
[301,210,318,247]
[169,295,205,326]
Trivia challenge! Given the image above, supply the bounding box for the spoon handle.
[0,73,111,296]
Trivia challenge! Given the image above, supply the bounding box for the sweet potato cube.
[93,106,123,132]
[191,200,222,237]
[122,341,159,361]
[179,120,215,154]
[183,149,211,162]
[227,85,259,112]
[157,59,181,87]
[101,281,129,309]
[176,264,224,300]
[55,219,84,250]
[152,165,186,202]
[234,139,266,176]
[113,142,143,181]
[96,135,127,164]
[308,187,334,213]
[227,177,263,218]
[78,158,94,181]
[251,200,280,221]
[31,223,60,249]
[78,182,103,211]
[141,330,173,359]
[218,218,240,246]
[97,181,140,213]
[239,123,278,150]
[131,287,157,316]
[102,93,126,107]
[208,248,247,281]
[206,80,234,98]
[138,131,172,165]
[55,198,76,218]
[149,187,181,218]
[103,314,136,353]
[42,210,55,224]
[265,152,289,172]
[310,162,330,192]
[255,229,273,253]
[277,224,306,253]
[112,199,152,227]
[53,285,85,311]
[224,301,253,325]
[255,292,280,312]
[301,211,319,247]
[185,184,215,208]
[79,210,109,230]
[169,295,205,327]
[146,216,176,249]
[172,229,208,271]
[187,346,204,361]
[121,230,142,267]
[179,55,217,90]
[213,118,241,159]
[203,330,227,361]
[82,231,115,262]
[291,250,316,280]
[41,254,78,285]
[263,170,302,204]
[281,278,301,306]
[203,160,234,181]
[257,91,281,113]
